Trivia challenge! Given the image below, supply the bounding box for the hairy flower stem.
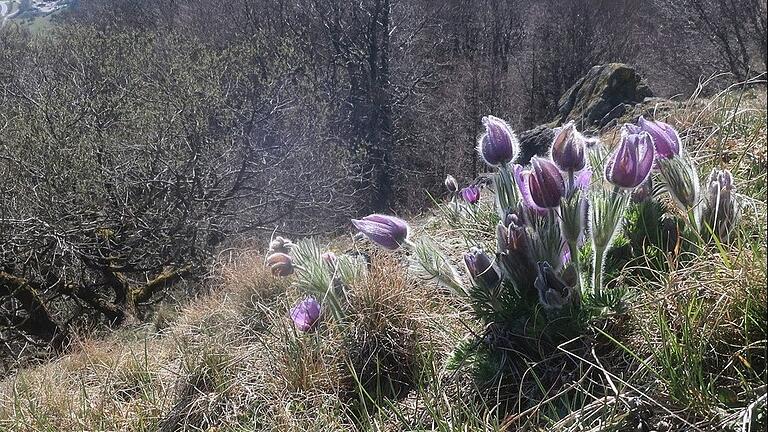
[568,238,581,285]
[563,170,581,287]
[497,164,519,212]
[592,245,606,294]
[590,186,628,294]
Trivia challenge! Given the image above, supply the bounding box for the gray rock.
[515,124,555,166]
[556,63,653,130]
[514,64,655,166]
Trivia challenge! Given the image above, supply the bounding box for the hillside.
[0,1,73,31]
[0,87,765,431]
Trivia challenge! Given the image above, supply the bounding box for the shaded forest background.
[0,0,766,361]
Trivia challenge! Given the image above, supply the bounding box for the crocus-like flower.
[269,236,294,255]
[444,175,459,193]
[551,122,587,172]
[513,164,546,214]
[525,157,566,209]
[477,115,518,166]
[351,214,410,250]
[266,252,294,277]
[534,262,579,310]
[460,185,480,204]
[290,297,321,332]
[605,129,655,189]
[703,169,740,242]
[637,116,681,159]
[463,247,500,288]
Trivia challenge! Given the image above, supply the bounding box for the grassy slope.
[0,87,765,432]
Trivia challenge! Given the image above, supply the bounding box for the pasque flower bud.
[527,157,566,209]
[497,213,527,253]
[560,172,589,246]
[290,296,321,332]
[534,262,579,310]
[551,122,587,172]
[637,116,681,159]
[477,115,518,166]
[444,175,459,193]
[463,247,500,289]
[266,252,294,277]
[656,153,701,216]
[702,169,740,242]
[460,185,480,204]
[496,212,536,292]
[351,214,410,250]
[605,129,655,189]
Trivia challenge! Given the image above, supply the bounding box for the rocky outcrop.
[555,63,653,130]
[517,63,655,162]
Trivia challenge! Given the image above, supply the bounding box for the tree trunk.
[0,271,70,352]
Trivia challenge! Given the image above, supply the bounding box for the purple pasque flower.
[513,164,547,214]
[637,116,681,159]
[290,296,321,332]
[477,115,519,166]
[352,214,410,250]
[460,185,481,204]
[463,247,500,288]
[551,122,587,172]
[605,129,655,189]
[574,167,592,190]
[266,252,294,277]
[524,157,566,209]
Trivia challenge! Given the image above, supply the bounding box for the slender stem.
[592,245,605,293]
[498,163,519,207]
[568,238,581,287]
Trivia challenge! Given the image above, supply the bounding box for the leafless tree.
[0,22,359,356]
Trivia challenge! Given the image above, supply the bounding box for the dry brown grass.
[0,246,465,431]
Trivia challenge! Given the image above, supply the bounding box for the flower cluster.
[351,114,741,319]
[264,235,368,332]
